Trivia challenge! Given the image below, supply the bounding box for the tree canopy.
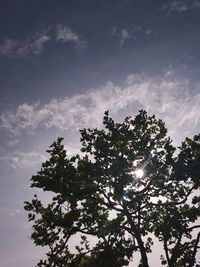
[24,110,200,267]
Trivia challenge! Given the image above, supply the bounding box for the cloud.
[0,143,80,170]
[64,144,82,157]
[0,151,47,169]
[0,85,126,135]
[1,73,200,144]
[111,26,156,49]
[0,24,87,58]
[0,32,51,58]
[161,0,200,13]
[0,102,40,135]
[56,24,87,50]
[10,209,21,217]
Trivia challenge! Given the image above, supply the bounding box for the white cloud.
[0,151,47,169]
[0,84,126,135]
[111,26,155,49]
[0,32,51,58]
[10,209,21,216]
[64,144,81,157]
[1,73,200,145]
[119,29,133,49]
[161,0,200,13]
[0,24,87,58]
[0,102,40,135]
[17,34,50,57]
[0,39,19,56]
[56,24,87,50]
[111,26,139,49]
[6,139,19,147]
[193,0,200,7]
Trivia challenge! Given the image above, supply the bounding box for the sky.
[0,0,200,266]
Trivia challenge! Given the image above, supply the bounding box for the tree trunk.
[135,232,149,267]
[123,201,149,267]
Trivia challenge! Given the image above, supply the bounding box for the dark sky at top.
[0,1,200,266]
[0,0,200,106]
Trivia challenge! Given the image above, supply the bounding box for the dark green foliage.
[24,110,200,267]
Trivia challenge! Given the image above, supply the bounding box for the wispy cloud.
[0,141,81,170]
[161,0,200,13]
[0,102,40,135]
[0,31,51,58]
[111,26,156,49]
[0,151,46,169]
[10,209,21,217]
[0,142,80,170]
[56,24,87,50]
[1,73,200,144]
[0,24,87,58]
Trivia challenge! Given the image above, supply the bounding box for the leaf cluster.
[24,111,200,267]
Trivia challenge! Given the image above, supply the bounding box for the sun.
[134,168,144,179]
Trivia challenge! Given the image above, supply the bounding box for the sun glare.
[134,169,144,179]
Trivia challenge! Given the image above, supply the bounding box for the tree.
[24,110,200,267]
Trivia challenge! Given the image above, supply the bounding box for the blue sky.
[0,0,200,266]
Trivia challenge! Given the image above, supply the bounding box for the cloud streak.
[111,26,156,49]
[1,73,200,144]
[0,24,87,58]
[0,151,47,169]
[161,0,200,13]
[0,32,51,58]
[56,24,87,50]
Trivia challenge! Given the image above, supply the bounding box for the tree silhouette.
[24,110,200,267]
